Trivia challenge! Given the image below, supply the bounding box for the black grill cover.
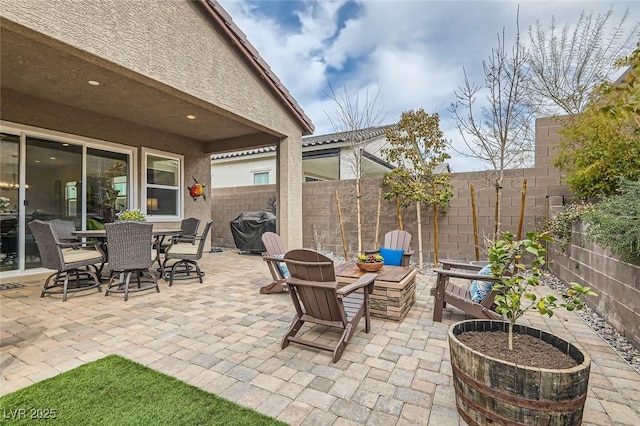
[230,211,276,252]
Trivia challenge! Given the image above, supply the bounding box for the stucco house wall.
[0,0,313,276]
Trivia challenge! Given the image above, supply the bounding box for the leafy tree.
[450,12,533,238]
[527,7,639,115]
[382,109,453,268]
[583,178,640,265]
[555,44,640,199]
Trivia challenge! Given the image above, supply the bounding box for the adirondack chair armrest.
[439,260,484,271]
[262,255,285,263]
[338,273,377,295]
[481,288,501,309]
[432,268,503,282]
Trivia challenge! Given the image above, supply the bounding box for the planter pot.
[356,261,383,272]
[449,319,591,426]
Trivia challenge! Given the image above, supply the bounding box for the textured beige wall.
[0,0,299,137]
[277,136,303,247]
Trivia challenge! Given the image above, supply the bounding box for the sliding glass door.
[0,127,133,275]
[25,137,83,269]
[0,134,20,273]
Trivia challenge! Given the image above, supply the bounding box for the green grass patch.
[0,355,286,425]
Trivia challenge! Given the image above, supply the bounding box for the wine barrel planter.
[449,320,591,426]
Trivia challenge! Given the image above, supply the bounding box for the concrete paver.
[1,250,639,425]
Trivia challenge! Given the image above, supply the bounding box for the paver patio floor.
[1,250,639,425]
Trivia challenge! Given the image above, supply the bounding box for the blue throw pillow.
[379,247,404,266]
[469,264,494,303]
[272,254,291,278]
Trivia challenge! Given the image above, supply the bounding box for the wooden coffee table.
[334,262,417,322]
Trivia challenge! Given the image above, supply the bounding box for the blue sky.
[219,0,640,171]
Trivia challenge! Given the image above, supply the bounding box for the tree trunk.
[516,179,527,240]
[433,203,439,265]
[374,188,382,249]
[335,189,349,260]
[470,183,480,261]
[356,178,362,254]
[396,197,403,230]
[416,201,423,269]
[494,174,504,239]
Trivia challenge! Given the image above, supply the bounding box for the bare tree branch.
[527,6,639,115]
[324,81,386,253]
[449,9,534,236]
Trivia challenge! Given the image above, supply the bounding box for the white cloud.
[219,0,640,171]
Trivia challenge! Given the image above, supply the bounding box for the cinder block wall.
[212,166,564,260]
[548,222,640,349]
[211,185,275,249]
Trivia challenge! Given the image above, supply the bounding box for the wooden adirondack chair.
[430,260,503,322]
[282,249,376,362]
[368,230,414,266]
[260,232,289,294]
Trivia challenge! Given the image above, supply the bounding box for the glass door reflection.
[25,137,82,269]
[0,133,20,272]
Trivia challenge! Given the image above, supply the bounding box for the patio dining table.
[72,228,181,278]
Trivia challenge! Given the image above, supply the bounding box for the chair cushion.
[469,264,494,302]
[62,248,102,264]
[379,247,404,266]
[273,254,291,278]
[167,243,199,256]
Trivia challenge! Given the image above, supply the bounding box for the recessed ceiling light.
[88,80,100,86]
[186,115,196,120]
[62,143,69,146]
[35,160,41,163]
[49,157,56,160]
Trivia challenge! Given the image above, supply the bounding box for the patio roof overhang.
[0,19,289,152]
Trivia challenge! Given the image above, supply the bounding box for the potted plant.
[116,209,146,222]
[448,231,597,426]
[355,253,384,272]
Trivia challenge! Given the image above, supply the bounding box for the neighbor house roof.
[211,124,396,160]
[200,0,314,135]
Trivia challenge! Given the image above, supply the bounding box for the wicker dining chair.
[28,220,104,301]
[104,222,159,301]
[162,220,212,286]
[49,218,106,274]
[158,217,201,254]
[48,219,81,245]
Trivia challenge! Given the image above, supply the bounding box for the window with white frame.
[253,171,269,185]
[143,148,182,219]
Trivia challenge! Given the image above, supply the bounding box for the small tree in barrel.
[488,231,597,350]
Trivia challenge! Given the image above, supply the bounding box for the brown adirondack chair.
[367,230,414,266]
[260,231,289,294]
[430,260,503,322]
[282,249,376,362]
